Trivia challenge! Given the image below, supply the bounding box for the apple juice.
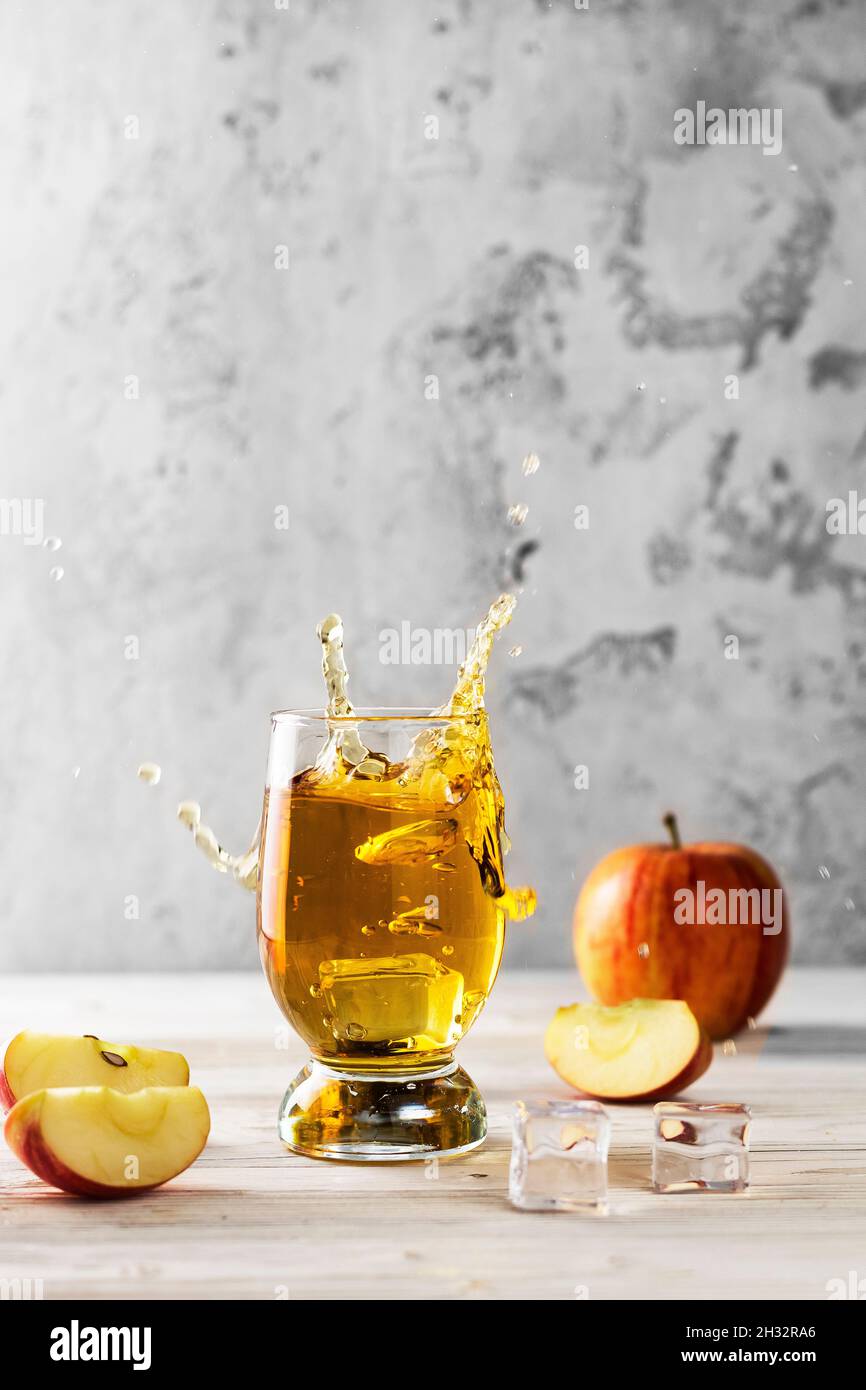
[257,597,535,1073]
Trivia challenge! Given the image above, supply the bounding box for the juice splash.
[310,613,385,778]
[257,592,535,1069]
[299,589,534,924]
[179,591,535,918]
[176,799,261,891]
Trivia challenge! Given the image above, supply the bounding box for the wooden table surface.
[1,968,864,1301]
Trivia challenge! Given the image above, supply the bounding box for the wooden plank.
[0,969,864,1300]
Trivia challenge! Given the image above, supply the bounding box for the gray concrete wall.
[2,0,865,971]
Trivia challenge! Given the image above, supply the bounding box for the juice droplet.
[747,1016,757,1030]
[509,645,523,657]
[498,884,537,921]
[137,762,161,786]
[43,536,62,551]
[637,942,650,959]
[507,503,528,526]
[818,864,831,880]
[345,1022,367,1041]
[441,944,454,957]
[177,801,201,830]
[521,453,540,476]
[722,1039,737,1056]
[49,566,64,581]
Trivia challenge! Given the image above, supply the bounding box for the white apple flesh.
[0,1032,189,1112]
[545,998,713,1101]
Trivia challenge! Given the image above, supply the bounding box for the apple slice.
[545,999,713,1102]
[0,1032,189,1112]
[4,1086,210,1196]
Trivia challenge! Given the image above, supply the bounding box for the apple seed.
[100,1050,128,1068]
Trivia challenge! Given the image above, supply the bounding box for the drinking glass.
[257,708,508,1160]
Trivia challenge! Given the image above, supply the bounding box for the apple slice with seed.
[0,1032,189,1112]
[545,999,713,1102]
[4,1086,210,1196]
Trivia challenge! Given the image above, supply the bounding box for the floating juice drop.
[177,801,201,830]
[137,762,161,786]
[498,884,537,922]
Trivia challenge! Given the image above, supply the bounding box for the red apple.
[545,998,713,1101]
[0,1032,190,1113]
[4,1086,210,1197]
[574,814,789,1038]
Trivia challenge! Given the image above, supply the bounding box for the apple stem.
[663,812,681,849]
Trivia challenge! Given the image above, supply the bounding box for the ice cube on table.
[652,1101,751,1193]
[509,1099,610,1212]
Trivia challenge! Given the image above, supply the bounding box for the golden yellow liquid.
[257,711,511,1073]
[183,592,535,1082]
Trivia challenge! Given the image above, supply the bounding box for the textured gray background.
[2,0,865,972]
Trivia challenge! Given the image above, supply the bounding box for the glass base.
[278,1059,487,1161]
